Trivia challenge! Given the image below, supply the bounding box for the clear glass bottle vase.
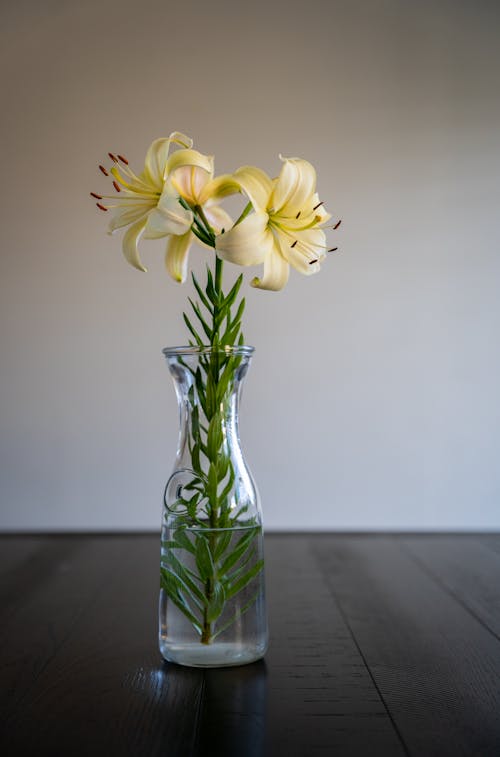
[159,345,268,667]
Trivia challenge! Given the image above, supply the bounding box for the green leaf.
[160,565,202,611]
[207,462,218,508]
[183,313,204,347]
[213,586,261,639]
[207,412,223,461]
[206,581,226,623]
[172,528,196,554]
[160,569,202,633]
[194,368,208,417]
[213,528,232,561]
[217,454,230,485]
[195,535,215,582]
[205,266,216,303]
[225,546,256,584]
[192,272,214,315]
[226,559,264,599]
[189,298,212,341]
[162,554,206,607]
[231,297,246,328]
[219,528,257,575]
[191,442,201,474]
[219,465,235,504]
[216,356,237,402]
[221,274,243,312]
[231,504,250,523]
[205,371,217,418]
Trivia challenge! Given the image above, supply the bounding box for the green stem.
[194,204,216,245]
[214,256,223,304]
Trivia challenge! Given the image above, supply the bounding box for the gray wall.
[1,0,499,531]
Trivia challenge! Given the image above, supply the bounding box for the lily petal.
[168,131,194,149]
[142,132,194,188]
[232,166,273,211]
[251,244,289,291]
[143,138,174,188]
[170,165,211,205]
[310,193,332,225]
[143,189,193,239]
[271,157,317,216]
[198,174,241,204]
[296,226,327,255]
[215,212,272,266]
[107,202,152,233]
[165,149,213,180]
[165,231,193,283]
[204,205,233,234]
[279,234,324,275]
[122,217,148,272]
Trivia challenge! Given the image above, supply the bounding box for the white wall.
[1,0,499,531]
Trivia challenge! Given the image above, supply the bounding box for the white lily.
[92,131,216,277]
[165,164,235,282]
[215,157,331,291]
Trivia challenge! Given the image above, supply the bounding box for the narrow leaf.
[195,535,215,582]
[219,528,257,575]
[213,587,261,639]
[183,313,204,347]
[226,559,264,599]
[206,581,226,623]
[192,272,214,315]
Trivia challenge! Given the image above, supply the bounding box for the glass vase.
[159,345,268,667]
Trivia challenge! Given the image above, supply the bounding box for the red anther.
[295,211,301,219]
[328,247,338,252]
[291,240,298,248]
[334,220,342,229]
[112,181,121,192]
[108,152,118,162]
[99,165,109,176]
[90,192,103,199]
[96,202,108,211]
[117,154,129,165]
[309,259,318,265]
[313,201,324,211]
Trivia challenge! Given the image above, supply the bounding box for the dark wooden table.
[1,533,499,756]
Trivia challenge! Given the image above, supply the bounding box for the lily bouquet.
[92,131,340,666]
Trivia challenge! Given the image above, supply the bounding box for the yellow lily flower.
[92,131,220,279]
[215,157,331,291]
[165,165,234,282]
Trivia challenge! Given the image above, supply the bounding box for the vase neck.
[164,347,258,528]
[166,347,253,459]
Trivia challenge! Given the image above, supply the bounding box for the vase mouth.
[162,345,255,358]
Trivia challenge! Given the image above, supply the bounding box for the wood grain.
[1,533,499,756]
[314,535,500,757]
[402,535,500,639]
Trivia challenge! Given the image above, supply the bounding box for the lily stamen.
[112,181,121,192]
[99,165,109,176]
[313,201,324,211]
[328,247,338,252]
[110,164,156,195]
[309,259,318,265]
[291,240,297,248]
[117,154,129,165]
[295,211,301,219]
[96,203,108,211]
[334,220,342,229]
[108,153,119,163]
[90,192,103,199]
